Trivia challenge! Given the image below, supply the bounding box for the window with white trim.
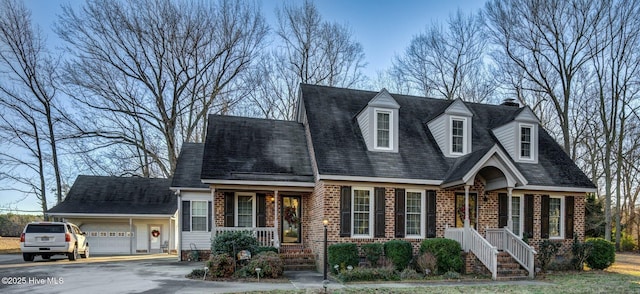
[236,195,254,227]
[191,200,208,231]
[406,190,424,237]
[520,125,532,159]
[511,196,522,236]
[549,197,563,238]
[374,110,392,149]
[352,187,373,237]
[451,117,466,154]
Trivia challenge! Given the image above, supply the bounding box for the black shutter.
[426,190,437,238]
[524,195,534,238]
[224,192,234,227]
[498,193,508,228]
[340,186,352,237]
[182,201,190,231]
[565,196,575,239]
[256,193,267,227]
[374,187,386,238]
[541,195,550,239]
[395,188,405,238]
[208,201,212,232]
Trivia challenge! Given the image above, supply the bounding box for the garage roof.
[47,175,176,215]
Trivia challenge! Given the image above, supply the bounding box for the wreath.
[284,206,300,226]
[151,229,160,238]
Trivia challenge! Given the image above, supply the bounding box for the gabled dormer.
[427,99,473,158]
[356,89,400,152]
[492,106,539,163]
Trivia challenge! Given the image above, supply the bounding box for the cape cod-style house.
[49,84,595,279]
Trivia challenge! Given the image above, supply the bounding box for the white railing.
[213,227,279,248]
[468,228,499,280]
[444,227,465,249]
[486,228,536,278]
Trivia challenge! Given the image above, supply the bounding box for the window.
[406,190,424,237]
[549,197,563,238]
[512,196,522,236]
[451,118,465,154]
[374,110,392,149]
[520,126,532,159]
[236,195,254,227]
[352,188,373,237]
[191,200,208,231]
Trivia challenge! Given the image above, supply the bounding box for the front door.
[281,196,301,243]
[455,193,478,228]
[149,225,161,252]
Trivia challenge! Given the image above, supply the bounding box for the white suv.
[20,222,89,262]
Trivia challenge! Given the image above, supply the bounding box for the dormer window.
[520,125,532,159]
[451,118,465,154]
[375,110,392,149]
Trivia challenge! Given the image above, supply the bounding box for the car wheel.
[42,255,50,260]
[68,245,78,261]
[23,253,34,262]
[81,246,89,259]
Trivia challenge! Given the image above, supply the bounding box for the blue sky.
[4,0,486,214]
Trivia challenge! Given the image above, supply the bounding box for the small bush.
[206,254,235,278]
[537,240,561,272]
[211,231,259,256]
[416,252,437,275]
[328,243,359,270]
[571,236,592,270]
[255,246,279,254]
[361,243,383,267]
[236,251,284,278]
[399,268,422,280]
[443,271,461,279]
[384,240,413,271]
[336,266,399,282]
[188,268,206,278]
[621,234,637,252]
[585,238,615,270]
[419,238,463,274]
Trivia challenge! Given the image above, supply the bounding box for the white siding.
[357,109,371,150]
[444,99,472,116]
[182,191,210,201]
[428,115,447,155]
[493,122,517,159]
[181,232,211,251]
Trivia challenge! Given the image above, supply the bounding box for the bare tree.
[484,0,607,157]
[392,10,492,102]
[57,0,268,176]
[248,0,366,120]
[0,0,64,215]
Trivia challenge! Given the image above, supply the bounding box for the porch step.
[496,252,529,280]
[280,249,316,271]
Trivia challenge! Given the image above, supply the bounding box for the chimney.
[501,98,519,107]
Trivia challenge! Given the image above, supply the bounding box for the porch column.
[464,185,470,229]
[129,217,133,255]
[507,187,513,230]
[274,190,280,248]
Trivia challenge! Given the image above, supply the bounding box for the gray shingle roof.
[47,175,176,215]
[300,84,595,189]
[200,115,314,182]
[171,143,208,189]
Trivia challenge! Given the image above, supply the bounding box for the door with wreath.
[281,196,301,243]
[149,225,161,252]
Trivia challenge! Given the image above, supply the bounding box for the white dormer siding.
[357,89,400,152]
[427,99,473,157]
[493,107,539,163]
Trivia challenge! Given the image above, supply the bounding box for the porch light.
[267,196,274,203]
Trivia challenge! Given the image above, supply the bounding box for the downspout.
[129,218,133,255]
[176,189,182,261]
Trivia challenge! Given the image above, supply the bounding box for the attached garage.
[47,175,178,255]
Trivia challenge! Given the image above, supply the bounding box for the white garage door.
[80,223,134,254]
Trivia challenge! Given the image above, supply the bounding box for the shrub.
[361,243,383,267]
[416,252,437,275]
[585,238,615,270]
[399,268,422,280]
[571,236,592,270]
[236,251,284,278]
[537,240,562,272]
[328,243,359,270]
[621,234,637,252]
[336,266,399,282]
[211,230,259,257]
[255,246,279,254]
[443,270,461,279]
[384,240,413,271]
[419,238,463,274]
[206,254,235,278]
[187,268,206,278]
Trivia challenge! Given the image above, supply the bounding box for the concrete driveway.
[0,254,319,294]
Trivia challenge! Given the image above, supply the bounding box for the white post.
[129,217,133,255]
[507,187,513,230]
[176,190,182,261]
[274,190,279,248]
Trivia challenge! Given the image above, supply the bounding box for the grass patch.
[0,237,20,254]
